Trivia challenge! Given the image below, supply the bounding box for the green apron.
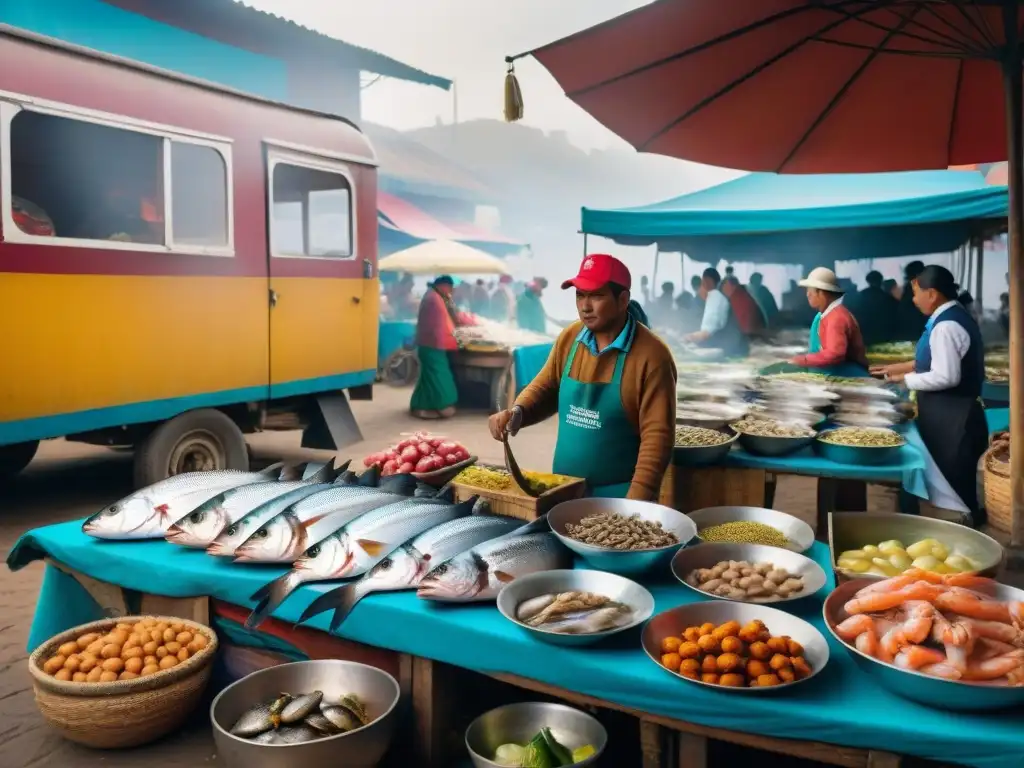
[808,313,823,353]
[802,311,869,378]
[552,340,641,498]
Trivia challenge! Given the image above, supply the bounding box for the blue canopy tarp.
[581,171,1007,264]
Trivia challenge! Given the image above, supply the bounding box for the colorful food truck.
[0,27,379,485]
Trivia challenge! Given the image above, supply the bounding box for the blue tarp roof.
[581,171,1008,264]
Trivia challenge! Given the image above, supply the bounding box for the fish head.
[166,496,227,547]
[207,517,253,557]
[296,534,351,580]
[82,493,153,538]
[365,546,421,589]
[234,516,292,562]
[417,552,484,600]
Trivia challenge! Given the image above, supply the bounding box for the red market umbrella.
[508,0,1024,541]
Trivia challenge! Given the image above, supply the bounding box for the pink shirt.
[793,303,867,368]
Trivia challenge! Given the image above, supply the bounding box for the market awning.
[378,240,511,276]
[582,170,1008,264]
[378,192,524,255]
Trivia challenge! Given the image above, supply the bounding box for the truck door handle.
[269,289,279,307]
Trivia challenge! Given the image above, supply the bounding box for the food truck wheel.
[133,409,249,487]
[0,440,39,478]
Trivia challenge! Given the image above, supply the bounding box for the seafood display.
[81,464,294,540]
[564,512,679,551]
[297,514,525,631]
[731,417,816,438]
[686,560,805,601]
[513,591,634,635]
[246,488,478,627]
[837,538,979,577]
[492,727,596,766]
[166,461,342,549]
[455,465,575,495]
[698,521,789,548]
[454,318,552,349]
[830,571,1024,686]
[418,520,572,601]
[674,426,733,447]
[362,432,471,475]
[819,426,905,448]
[658,619,813,688]
[40,618,210,683]
[230,690,372,743]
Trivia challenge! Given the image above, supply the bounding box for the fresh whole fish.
[268,724,320,744]
[418,524,572,602]
[531,605,634,635]
[82,464,289,540]
[232,472,419,564]
[299,512,523,631]
[229,693,292,737]
[165,461,341,548]
[515,590,634,635]
[280,691,323,723]
[245,487,472,628]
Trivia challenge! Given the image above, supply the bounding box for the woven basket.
[28,616,218,749]
[984,446,1011,534]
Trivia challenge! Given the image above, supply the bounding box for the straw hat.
[798,267,843,293]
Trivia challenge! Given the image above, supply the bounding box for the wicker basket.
[28,616,218,749]
[984,446,1011,534]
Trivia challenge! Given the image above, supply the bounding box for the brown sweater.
[514,321,677,501]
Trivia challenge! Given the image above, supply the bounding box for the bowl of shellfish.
[671,543,828,604]
[28,615,218,748]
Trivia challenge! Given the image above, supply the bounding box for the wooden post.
[1001,2,1024,548]
[974,235,985,312]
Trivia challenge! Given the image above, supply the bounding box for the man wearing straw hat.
[788,267,868,377]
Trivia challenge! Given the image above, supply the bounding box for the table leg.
[676,732,710,768]
[765,472,778,508]
[816,479,867,541]
[639,719,665,768]
[866,751,902,768]
[411,656,451,768]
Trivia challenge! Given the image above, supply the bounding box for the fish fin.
[379,473,418,496]
[301,514,330,530]
[471,497,493,515]
[450,497,478,517]
[245,570,305,629]
[250,580,273,602]
[357,539,387,557]
[512,517,551,535]
[297,583,364,632]
[278,464,305,482]
[494,570,516,584]
[421,482,455,501]
[259,462,286,478]
[357,466,381,487]
[335,470,359,486]
[334,458,352,473]
[307,461,341,484]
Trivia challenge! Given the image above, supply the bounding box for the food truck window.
[8,110,165,245]
[171,142,228,246]
[271,162,352,258]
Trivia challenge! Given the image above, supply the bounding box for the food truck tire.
[0,440,39,478]
[133,409,249,487]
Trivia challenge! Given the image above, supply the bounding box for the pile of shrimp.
[833,569,1024,686]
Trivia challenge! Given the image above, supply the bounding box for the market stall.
[450,321,553,413]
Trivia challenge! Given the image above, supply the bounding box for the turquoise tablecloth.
[725,424,929,499]
[987,408,1009,435]
[512,342,553,392]
[982,381,1010,405]
[10,521,1022,768]
[377,320,416,363]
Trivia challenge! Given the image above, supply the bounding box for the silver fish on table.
[82,464,288,540]
[165,460,341,548]
[231,472,419,564]
[529,605,634,635]
[299,512,523,631]
[280,691,323,723]
[418,522,571,602]
[245,488,472,629]
[515,591,634,635]
[229,693,292,737]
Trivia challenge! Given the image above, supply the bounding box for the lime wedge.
[572,745,596,763]
[493,743,527,766]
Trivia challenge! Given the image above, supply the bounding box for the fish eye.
[378,558,392,571]
[305,544,321,558]
[431,563,447,576]
[189,511,204,524]
[225,525,237,536]
[103,504,119,517]
[254,529,268,539]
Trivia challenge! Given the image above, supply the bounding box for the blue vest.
[914,304,983,398]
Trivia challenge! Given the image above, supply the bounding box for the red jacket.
[728,286,765,334]
[793,303,868,368]
[415,289,458,350]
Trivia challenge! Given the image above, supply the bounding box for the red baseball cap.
[561,254,632,292]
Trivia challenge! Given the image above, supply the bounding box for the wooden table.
[450,348,517,414]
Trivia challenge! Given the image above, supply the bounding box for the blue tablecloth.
[988,408,1009,435]
[512,342,553,392]
[10,522,1022,768]
[725,424,929,499]
[377,320,416,363]
[982,381,1010,405]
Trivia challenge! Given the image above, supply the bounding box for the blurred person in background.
[489,274,517,323]
[453,280,473,312]
[748,272,779,327]
[721,275,765,336]
[847,269,898,346]
[640,275,651,306]
[690,274,704,311]
[411,275,463,420]
[471,279,490,316]
[685,268,748,358]
[898,260,927,340]
[789,267,867,375]
[999,291,1010,336]
[882,278,901,301]
[517,277,548,334]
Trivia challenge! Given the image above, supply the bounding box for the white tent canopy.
[378,240,510,276]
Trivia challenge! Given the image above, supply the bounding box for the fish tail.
[297,582,367,631]
[245,571,307,629]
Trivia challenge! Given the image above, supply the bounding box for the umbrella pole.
[974,236,984,313]
[1001,18,1024,546]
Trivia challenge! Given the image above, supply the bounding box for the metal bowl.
[672,431,738,467]
[688,506,815,553]
[497,569,655,647]
[824,579,1024,711]
[210,660,400,768]
[734,430,816,457]
[641,600,830,693]
[828,512,1005,584]
[548,498,697,576]
[814,427,905,466]
[465,702,607,768]
[670,542,827,604]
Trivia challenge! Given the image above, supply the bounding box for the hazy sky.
[240,0,654,151]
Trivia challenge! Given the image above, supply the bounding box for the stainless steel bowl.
[814,427,905,466]
[497,569,655,647]
[641,600,830,693]
[210,660,400,768]
[465,702,607,768]
[828,512,1005,584]
[670,542,828,604]
[548,498,697,576]
[824,578,1024,711]
[672,431,738,467]
[688,506,815,553]
[734,430,816,458]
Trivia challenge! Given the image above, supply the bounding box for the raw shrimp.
[945,615,1024,647]
[878,602,935,657]
[893,645,946,671]
[844,582,943,615]
[934,590,1012,624]
[918,662,962,681]
[961,651,1024,682]
[855,628,879,657]
[835,614,875,641]
[976,638,1018,659]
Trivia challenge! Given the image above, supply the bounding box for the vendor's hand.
[488,407,522,441]
[869,364,891,378]
[886,372,906,384]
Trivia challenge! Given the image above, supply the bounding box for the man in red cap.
[488,255,677,500]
